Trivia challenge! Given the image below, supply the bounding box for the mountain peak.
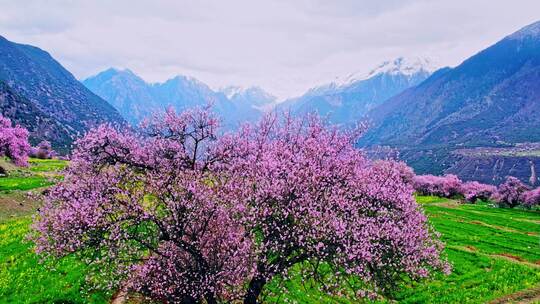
[220,86,276,110]
[507,20,540,40]
[221,86,275,101]
[166,74,208,88]
[368,57,437,76]
[84,68,142,84]
[220,86,245,99]
[0,36,125,151]
[338,57,438,86]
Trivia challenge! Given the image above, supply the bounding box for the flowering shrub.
[29,140,56,159]
[460,181,497,203]
[0,115,30,166]
[32,109,449,303]
[413,174,462,198]
[492,176,530,208]
[522,187,540,208]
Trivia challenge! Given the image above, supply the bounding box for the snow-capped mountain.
[362,20,540,148]
[220,86,277,111]
[277,57,437,125]
[338,57,438,86]
[360,20,540,185]
[215,86,277,122]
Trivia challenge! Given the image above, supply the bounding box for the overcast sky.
[1,0,539,99]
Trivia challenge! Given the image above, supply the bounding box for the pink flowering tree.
[460,181,497,203]
[0,115,30,167]
[522,187,540,208]
[412,174,462,198]
[29,140,55,159]
[227,115,449,303]
[33,109,449,303]
[492,176,530,208]
[33,108,254,304]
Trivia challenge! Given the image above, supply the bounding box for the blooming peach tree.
[412,174,462,198]
[227,116,448,302]
[460,181,497,203]
[33,109,449,304]
[0,115,30,166]
[523,187,540,208]
[492,176,530,208]
[33,108,254,304]
[29,140,56,159]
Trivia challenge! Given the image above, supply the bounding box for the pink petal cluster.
[0,115,30,166]
[412,174,462,198]
[32,109,449,303]
[491,176,530,208]
[460,181,497,203]
[413,172,537,208]
[521,187,540,208]
[29,140,56,159]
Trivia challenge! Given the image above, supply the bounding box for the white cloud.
[0,0,539,99]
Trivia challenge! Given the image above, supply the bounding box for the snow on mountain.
[220,86,245,99]
[337,57,438,87]
[507,20,540,40]
[277,57,436,125]
[219,86,277,111]
[362,20,540,149]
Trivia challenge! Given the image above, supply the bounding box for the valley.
[0,6,539,303]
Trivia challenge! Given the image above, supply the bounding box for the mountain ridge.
[83,69,274,127]
[361,21,540,148]
[358,20,540,185]
[276,57,436,125]
[0,35,125,151]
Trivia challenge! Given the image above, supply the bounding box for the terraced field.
[0,160,539,303]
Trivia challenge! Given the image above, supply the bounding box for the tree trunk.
[243,275,266,304]
[205,293,218,304]
[180,295,198,304]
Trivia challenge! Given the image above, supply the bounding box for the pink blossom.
[492,176,530,208]
[522,187,540,208]
[460,181,497,203]
[32,109,449,303]
[29,140,56,159]
[413,174,462,198]
[0,115,30,166]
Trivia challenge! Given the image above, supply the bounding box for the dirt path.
[450,246,540,303]
[489,284,540,304]
[0,191,42,220]
[468,219,539,236]
[110,288,128,304]
[110,287,145,304]
[451,245,540,268]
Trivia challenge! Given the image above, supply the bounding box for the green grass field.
[0,160,539,303]
[0,218,110,303]
[27,158,68,173]
[0,158,66,192]
[0,158,111,303]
